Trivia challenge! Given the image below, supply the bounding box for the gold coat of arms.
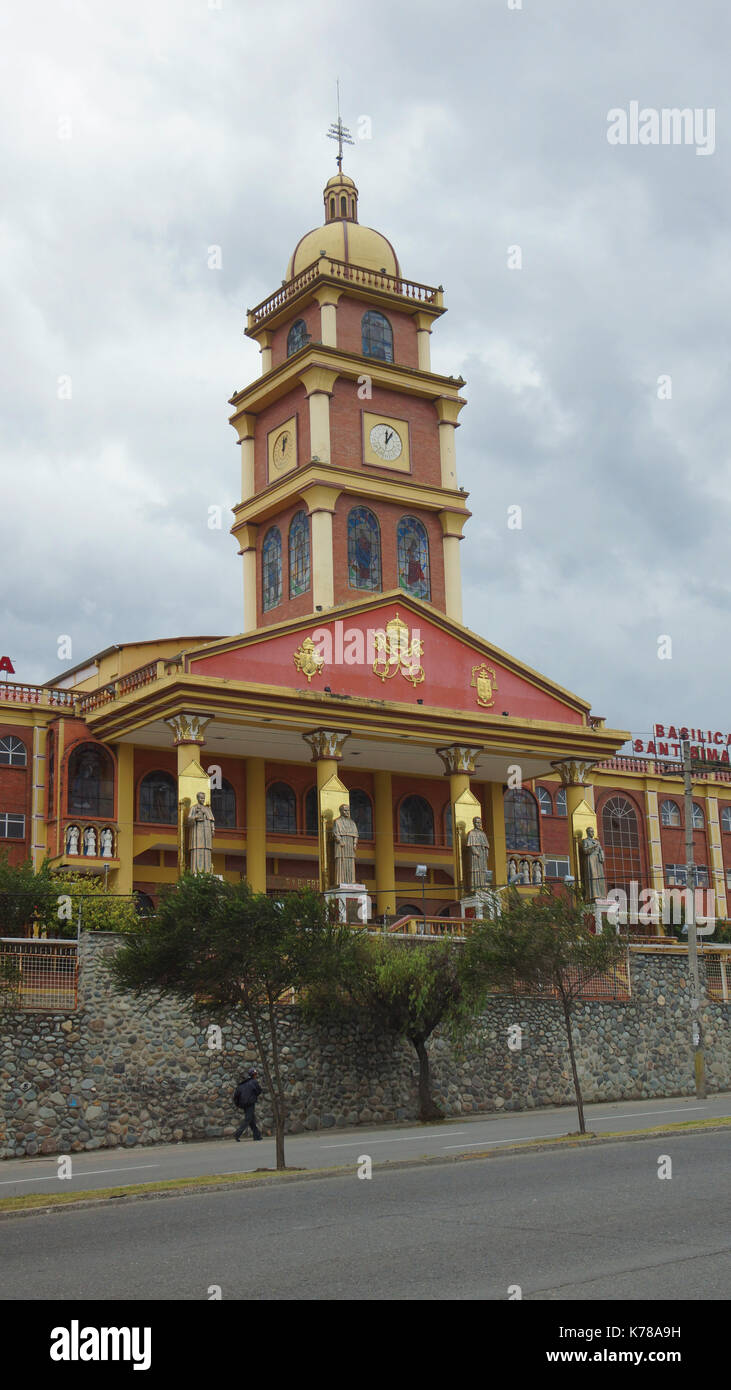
[471,663,497,707]
[293,636,325,684]
[372,614,425,687]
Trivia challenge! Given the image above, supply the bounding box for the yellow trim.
[488,782,507,886]
[229,345,463,419]
[232,462,468,529]
[115,743,134,894]
[245,758,266,892]
[374,769,396,915]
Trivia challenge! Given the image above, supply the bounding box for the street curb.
[0,1119,728,1221]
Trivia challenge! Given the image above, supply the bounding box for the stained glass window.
[266,782,296,834]
[305,786,318,836]
[287,319,308,357]
[68,744,114,818]
[348,506,381,591]
[399,795,435,845]
[504,789,540,852]
[397,516,430,600]
[211,778,236,828]
[289,511,311,597]
[139,771,177,824]
[350,789,373,840]
[361,311,393,362]
[262,527,282,611]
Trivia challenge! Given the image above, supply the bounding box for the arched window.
[0,735,27,766]
[211,778,236,829]
[722,806,731,833]
[444,803,453,847]
[340,194,347,216]
[305,786,318,837]
[350,789,373,840]
[287,319,308,357]
[347,506,381,591]
[399,795,434,845]
[139,771,177,824]
[397,517,430,600]
[361,310,393,363]
[601,796,642,896]
[692,804,705,829]
[536,787,553,816]
[350,197,355,217]
[68,743,114,818]
[289,511,311,597]
[329,196,335,219]
[504,789,540,852]
[266,782,296,834]
[262,527,282,611]
[555,787,567,816]
[661,800,681,827]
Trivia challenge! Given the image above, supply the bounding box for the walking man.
[233,1068,263,1141]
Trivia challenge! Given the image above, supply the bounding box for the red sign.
[632,723,731,764]
[0,655,15,675]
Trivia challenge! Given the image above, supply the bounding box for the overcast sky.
[2,0,729,741]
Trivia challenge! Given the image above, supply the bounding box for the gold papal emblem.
[293,636,325,684]
[372,614,425,687]
[471,663,497,708]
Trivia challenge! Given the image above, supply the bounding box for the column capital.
[303,728,351,762]
[166,714,211,747]
[436,745,483,776]
[312,286,343,309]
[551,758,596,787]
[438,508,469,539]
[434,397,467,427]
[299,365,339,397]
[299,483,341,515]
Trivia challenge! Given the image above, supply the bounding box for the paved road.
[1,1093,728,1200]
[3,1132,729,1300]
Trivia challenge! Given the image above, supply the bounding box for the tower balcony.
[246,256,444,335]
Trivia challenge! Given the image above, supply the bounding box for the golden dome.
[286,170,401,280]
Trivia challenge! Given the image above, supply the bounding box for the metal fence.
[705,954,731,1003]
[0,939,78,1011]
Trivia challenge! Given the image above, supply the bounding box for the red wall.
[0,720,31,865]
[329,381,442,485]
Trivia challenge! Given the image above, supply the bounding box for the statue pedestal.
[325,883,371,925]
[461,888,501,922]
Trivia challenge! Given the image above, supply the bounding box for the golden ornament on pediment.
[293,636,325,684]
[471,663,497,708]
[372,613,425,688]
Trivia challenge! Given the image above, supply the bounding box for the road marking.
[0,1164,160,1187]
[443,1134,562,1149]
[589,1106,707,1121]
[320,1132,468,1149]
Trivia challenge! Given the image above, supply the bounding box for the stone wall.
[1,933,729,1158]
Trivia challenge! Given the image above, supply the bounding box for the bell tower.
[229,140,470,632]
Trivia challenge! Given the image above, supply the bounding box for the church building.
[3,152,730,924]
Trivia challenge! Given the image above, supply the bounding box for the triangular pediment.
[186,592,590,726]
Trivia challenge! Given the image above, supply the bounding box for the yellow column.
[439,510,467,624]
[706,793,728,922]
[313,287,342,348]
[232,413,256,501]
[434,397,466,490]
[553,760,597,887]
[258,331,273,374]
[644,789,665,897]
[245,757,266,893]
[300,365,338,463]
[31,724,47,872]
[374,770,396,916]
[437,745,484,897]
[414,312,433,372]
[167,716,212,874]
[302,730,351,891]
[233,522,258,632]
[489,782,508,888]
[300,484,341,612]
[115,742,135,894]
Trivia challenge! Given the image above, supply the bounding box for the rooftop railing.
[248,256,442,328]
[0,681,75,707]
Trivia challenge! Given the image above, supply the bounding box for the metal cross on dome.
[327,80,354,171]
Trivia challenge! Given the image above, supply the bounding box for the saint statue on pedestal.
[332,803,358,886]
[187,791,215,874]
[465,816,490,892]
[580,827,606,902]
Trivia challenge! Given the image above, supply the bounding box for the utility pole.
[682,739,706,1098]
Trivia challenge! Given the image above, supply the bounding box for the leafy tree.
[107,875,351,1169]
[0,854,56,935]
[48,872,140,937]
[304,933,465,1121]
[460,888,626,1134]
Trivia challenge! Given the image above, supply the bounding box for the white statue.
[66,825,80,856]
[101,828,113,858]
[83,826,97,856]
[465,816,490,891]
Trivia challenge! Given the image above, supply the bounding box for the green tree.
[0,853,56,935]
[461,888,627,1134]
[107,875,351,1169]
[304,933,465,1121]
[48,873,140,937]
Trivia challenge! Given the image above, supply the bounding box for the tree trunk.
[243,1000,286,1168]
[412,1036,442,1121]
[561,996,586,1134]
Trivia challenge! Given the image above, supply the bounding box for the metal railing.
[0,938,78,1011]
[705,953,731,1003]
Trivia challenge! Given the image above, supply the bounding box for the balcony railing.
[76,661,160,714]
[597,754,731,781]
[0,681,75,707]
[248,256,442,328]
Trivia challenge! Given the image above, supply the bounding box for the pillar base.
[325,884,371,925]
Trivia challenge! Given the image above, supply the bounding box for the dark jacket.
[235,1078,262,1109]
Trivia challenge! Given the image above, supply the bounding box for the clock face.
[369,422,403,462]
[272,427,294,471]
